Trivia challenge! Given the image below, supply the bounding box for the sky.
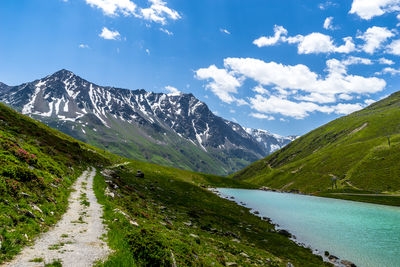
[1,0,400,136]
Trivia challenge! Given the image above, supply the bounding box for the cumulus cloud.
[332,103,364,114]
[79,44,90,48]
[357,26,394,54]
[249,113,275,120]
[86,0,180,25]
[349,0,400,20]
[323,17,337,30]
[386,39,400,55]
[196,57,386,119]
[140,0,181,25]
[376,67,400,75]
[195,65,243,104]
[86,0,137,16]
[99,27,120,40]
[253,25,288,47]
[165,85,181,95]
[378,57,395,65]
[253,26,355,54]
[249,95,333,119]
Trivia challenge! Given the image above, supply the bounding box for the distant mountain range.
[0,69,296,175]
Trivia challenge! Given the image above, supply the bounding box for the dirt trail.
[3,168,110,267]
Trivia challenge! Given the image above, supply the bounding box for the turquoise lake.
[217,189,400,267]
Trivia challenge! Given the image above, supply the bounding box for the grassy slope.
[0,103,115,263]
[232,91,400,195]
[94,161,329,266]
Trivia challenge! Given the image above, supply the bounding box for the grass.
[94,162,330,266]
[29,257,44,262]
[44,259,63,267]
[232,91,400,197]
[0,103,116,263]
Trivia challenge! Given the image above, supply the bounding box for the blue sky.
[1,0,400,136]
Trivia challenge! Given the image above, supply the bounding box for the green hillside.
[0,102,116,262]
[232,91,400,195]
[0,102,328,266]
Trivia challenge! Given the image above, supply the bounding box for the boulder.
[328,255,339,262]
[277,229,292,237]
[225,262,238,267]
[340,260,357,267]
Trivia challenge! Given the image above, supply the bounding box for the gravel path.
[3,168,110,267]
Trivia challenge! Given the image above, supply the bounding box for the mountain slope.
[232,91,400,193]
[0,102,328,266]
[0,70,294,175]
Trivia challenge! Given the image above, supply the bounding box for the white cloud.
[253,25,288,47]
[357,26,394,54]
[99,27,120,40]
[349,0,400,20]
[220,28,231,35]
[376,67,400,75]
[323,17,337,30]
[296,33,355,54]
[252,85,269,95]
[342,56,373,66]
[196,57,386,118]
[249,95,333,119]
[378,57,395,65]
[140,0,181,25]
[332,103,364,114]
[319,1,337,10]
[79,44,90,48]
[195,65,242,104]
[160,28,173,35]
[254,26,355,54]
[386,39,400,55]
[364,99,376,105]
[86,0,180,25]
[86,0,137,16]
[165,85,181,95]
[145,48,150,55]
[249,113,275,120]
[339,93,354,100]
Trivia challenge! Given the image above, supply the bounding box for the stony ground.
[2,168,110,267]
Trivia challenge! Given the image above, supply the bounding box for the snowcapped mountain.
[0,70,296,175]
[243,128,298,154]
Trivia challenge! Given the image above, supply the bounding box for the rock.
[231,238,240,243]
[287,263,294,267]
[129,220,139,226]
[253,210,260,215]
[184,222,192,227]
[230,196,235,199]
[105,187,115,198]
[24,234,28,240]
[328,255,339,262]
[239,252,249,258]
[189,234,199,239]
[278,229,292,237]
[31,204,42,214]
[21,192,31,198]
[25,210,36,219]
[324,251,329,256]
[50,211,54,216]
[225,262,238,267]
[340,260,357,267]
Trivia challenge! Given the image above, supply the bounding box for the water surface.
[217,189,400,267]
